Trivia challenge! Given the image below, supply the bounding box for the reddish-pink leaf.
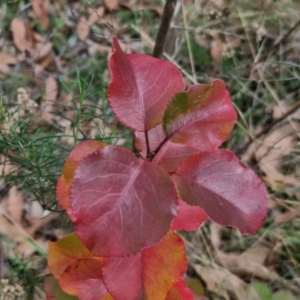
[71,145,178,256]
[56,140,106,219]
[173,150,268,235]
[63,140,106,182]
[171,198,208,231]
[108,37,184,131]
[135,124,200,173]
[56,175,71,213]
[102,231,187,300]
[165,279,194,300]
[60,258,111,300]
[163,80,237,150]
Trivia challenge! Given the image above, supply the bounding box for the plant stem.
[153,0,177,58]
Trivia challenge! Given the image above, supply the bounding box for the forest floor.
[0,0,300,299]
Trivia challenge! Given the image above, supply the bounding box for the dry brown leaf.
[87,6,105,26]
[0,52,17,74]
[210,222,223,250]
[210,32,223,64]
[77,16,90,41]
[194,34,210,50]
[36,51,56,73]
[268,197,284,210]
[6,186,24,224]
[25,213,57,240]
[215,245,279,281]
[40,76,58,122]
[241,245,271,266]
[274,210,299,224]
[272,102,292,119]
[194,264,248,300]
[104,0,119,11]
[32,41,53,62]
[31,0,49,29]
[33,32,46,43]
[255,123,300,191]
[211,0,228,10]
[0,183,54,258]
[0,52,17,65]
[10,18,31,52]
[45,76,58,102]
[0,207,36,257]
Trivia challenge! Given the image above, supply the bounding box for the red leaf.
[56,140,106,218]
[48,233,113,300]
[60,258,111,300]
[48,233,93,279]
[163,80,237,150]
[171,199,208,231]
[165,279,194,300]
[135,124,200,173]
[63,140,106,182]
[134,81,236,172]
[108,37,184,131]
[71,146,179,256]
[102,231,187,300]
[173,150,268,235]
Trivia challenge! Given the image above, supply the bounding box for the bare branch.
[153,0,177,58]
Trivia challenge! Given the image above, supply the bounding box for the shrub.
[44,38,268,300]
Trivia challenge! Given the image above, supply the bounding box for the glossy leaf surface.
[71,145,179,256]
[108,37,184,131]
[174,150,268,234]
[171,198,208,231]
[163,80,237,150]
[102,231,187,300]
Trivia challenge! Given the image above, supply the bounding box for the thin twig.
[229,16,300,95]
[270,18,300,54]
[252,17,300,66]
[84,0,113,30]
[181,0,196,82]
[236,99,300,155]
[0,208,47,256]
[153,0,177,58]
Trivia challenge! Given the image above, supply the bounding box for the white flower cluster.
[222,41,235,58]
[0,279,24,300]
[2,87,38,132]
[16,88,38,115]
[253,22,267,42]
